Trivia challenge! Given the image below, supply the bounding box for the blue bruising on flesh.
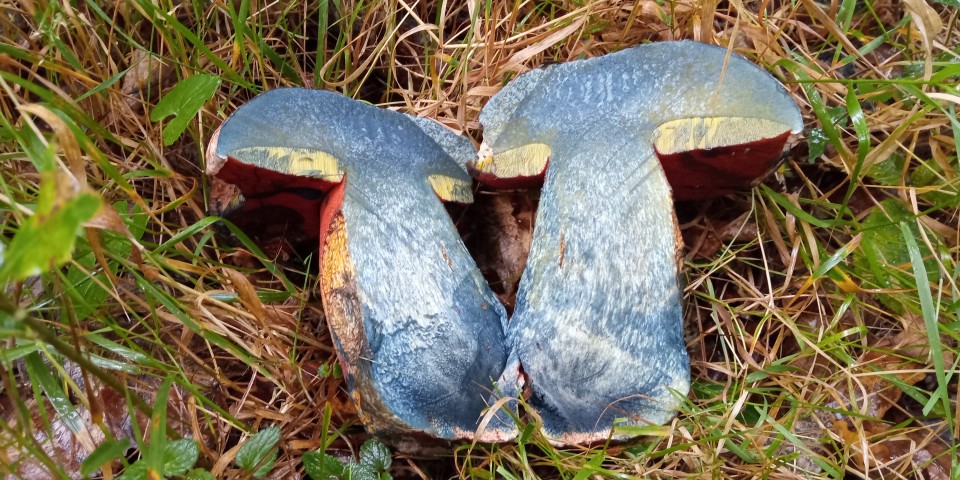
[406,115,478,171]
[216,89,508,439]
[480,41,803,441]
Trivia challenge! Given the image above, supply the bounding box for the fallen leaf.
[122,50,176,110]
[681,211,756,259]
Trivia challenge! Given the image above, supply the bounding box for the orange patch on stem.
[318,212,362,383]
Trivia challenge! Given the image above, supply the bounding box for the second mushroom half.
[471,40,802,444]
[207,89,509,440]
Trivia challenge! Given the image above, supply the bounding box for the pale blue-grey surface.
[215,89,508,439]
[480,41,802,441]
[210,41,804,444]
[407,115,478,171]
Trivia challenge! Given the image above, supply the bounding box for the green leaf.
[185,468,218,480]
[866,154,904,186]
[63,250,112,322]
[910,157,960,206]
[116,462,147,480]
[807,127,829,161]
[760,185,836,228]
[60,201,142,321]
[901,222,951,419]
[24,352,84,435]
[0,191,100,283]
[845,87,869,165]
[317,363,343,379]
[0,338,32,362]
[571,451,606,480]
[115,200,149,240]
[934,0,960,8]
[495,466,520,480]
[691,379,724,398]
[822,105,847,126]
[76,67,129,102]
[164,438,199,476]
[236,426,280,478]
[852,199,940,312]
[80,438,132,476]
[62,219,135,322]
[745,364,801,383]
[150,74,221,146]
[345,463,379,480]
[303,451,345,480]
[358,438,391,471]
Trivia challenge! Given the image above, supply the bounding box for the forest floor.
[0,1,958,479]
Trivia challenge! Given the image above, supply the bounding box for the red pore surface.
[217,156,342,244]
[225,191,326,244]
[656,131,791,200]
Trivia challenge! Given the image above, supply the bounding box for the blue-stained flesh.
[477,41,802,442]
[212,89,509,439]
[209,40,803,445]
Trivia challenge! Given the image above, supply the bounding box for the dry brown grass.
[0,0,957,479]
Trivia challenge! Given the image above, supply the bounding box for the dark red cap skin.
[221,190,325,239]
[656,130,791,201]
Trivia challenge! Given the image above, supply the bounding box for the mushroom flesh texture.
[207,89,509,440]
[472,41,802,443]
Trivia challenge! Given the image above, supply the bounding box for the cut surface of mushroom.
[472,40,802,443]
[469,143,552,189]
[653,116,797,199]
[207,88,509,440]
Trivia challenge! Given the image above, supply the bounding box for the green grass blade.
[899,222,951,420]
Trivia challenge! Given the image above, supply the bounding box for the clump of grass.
[1,0,957,479]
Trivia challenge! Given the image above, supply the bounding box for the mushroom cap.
[406,115,478,172]
[209,88,473,203]
[473,41,802,443]
[477,40,802,199]
[207,89,508,440]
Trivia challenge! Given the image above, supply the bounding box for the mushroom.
[472,41,802,443]
[206,88,509,440]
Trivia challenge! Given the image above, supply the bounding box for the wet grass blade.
[900,222,951,421]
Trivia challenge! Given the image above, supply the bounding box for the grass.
[0,0,958,478]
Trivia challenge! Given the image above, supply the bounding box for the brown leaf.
[122,50,176,111]
[681,211,756,259]
[17,104,85,186]
[783,310,953,476]
[223,267,268,325]
[208,176,242,216]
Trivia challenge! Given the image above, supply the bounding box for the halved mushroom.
[473,41,802,443]
[207,88,509,440]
